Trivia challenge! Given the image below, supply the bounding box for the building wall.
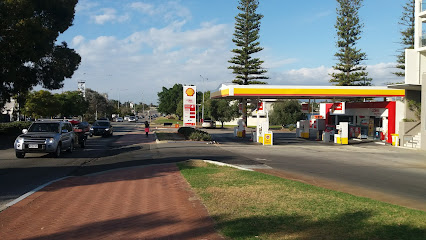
[422,72,426,149]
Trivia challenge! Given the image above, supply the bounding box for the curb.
[202,160,254,171]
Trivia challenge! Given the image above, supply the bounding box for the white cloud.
[130,1,191,22]
[130,2,155,15]
[71,35,85,47]
[92,8,130,25]
[268,63,401,86]
[68,21,233,103]
[75,0,99,13]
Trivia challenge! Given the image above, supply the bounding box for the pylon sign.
[183,86,197,127]
[78,81,86,98]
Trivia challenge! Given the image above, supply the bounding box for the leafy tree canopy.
[209,99,239,128]
[0,0,81,106]
[22,90,59,118]
[54,91,88,118]
[270,100,306,126]
[157,84,183,115]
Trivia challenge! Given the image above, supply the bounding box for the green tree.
[330,0,371,86]
[22,90,59,118]
[270,100,306,126]
[0,0,81,107]
[209,99,239,128]
[54,91,88,118]
[228,0,268,125]
[176,99,183,120]
[394,0,415,78]
[157,84,183,115]
[84,89,116,122]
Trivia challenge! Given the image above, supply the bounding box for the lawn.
[153,117,183,125]
[178,160,426,240]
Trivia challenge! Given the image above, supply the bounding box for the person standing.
[144,121,149,137]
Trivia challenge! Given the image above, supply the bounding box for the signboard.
[77,81,86,98]
[331,102,345,115]
[301,103,310,113]
[183,86,197,127]
[263,132,273,145]
[254,101,265,115]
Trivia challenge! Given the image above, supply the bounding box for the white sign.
[77,81,86,98]
[330,102,345,115]
[183,86,197,127]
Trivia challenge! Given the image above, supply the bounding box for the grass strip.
[155,132,185,141]
[178,160,426,240]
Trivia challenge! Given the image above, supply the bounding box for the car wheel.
[16,152,25,158]
[52,144,61,158]
[110,132,113,136]
[67,141,74,153]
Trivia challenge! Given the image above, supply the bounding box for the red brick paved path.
[0,164,223,240]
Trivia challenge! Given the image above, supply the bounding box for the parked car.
[202,119,216,128]
[70,120,90,148]
[90,120,113,137]
[115,117,123,122]
[14,120,76,158]
[124,116,130,121]
[128,116,136,122]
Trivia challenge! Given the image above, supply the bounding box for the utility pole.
[199,75,207,123]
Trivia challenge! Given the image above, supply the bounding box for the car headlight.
[47,138,55,144]
[15,137,24,143]
[105,128,109,131]
[90,127,94,131]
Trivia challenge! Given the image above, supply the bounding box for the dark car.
[70,120,90,148]
[90,120,113,137]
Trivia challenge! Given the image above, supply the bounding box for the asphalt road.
[1,124,426,211]
[0,122,141,208]
[205,128,426,210]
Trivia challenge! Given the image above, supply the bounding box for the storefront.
[320,102,397,143]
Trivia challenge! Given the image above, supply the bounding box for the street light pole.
[199,75,207,123]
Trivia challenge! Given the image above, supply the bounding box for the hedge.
[0,122,32,135]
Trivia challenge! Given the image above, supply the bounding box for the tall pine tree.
[394,0,415,77]
[229,0,268,125]
[330,0,372,86]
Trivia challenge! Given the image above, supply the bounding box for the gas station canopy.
[211,84,405,99]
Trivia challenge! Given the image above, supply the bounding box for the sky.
[54,0,406,104]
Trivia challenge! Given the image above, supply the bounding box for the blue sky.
[56,0,405,104]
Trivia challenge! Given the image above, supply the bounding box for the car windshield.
[93,121,109,127]
[28,123,60,133]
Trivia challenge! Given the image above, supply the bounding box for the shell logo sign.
[185,88,195,97]
[183,86,197,127]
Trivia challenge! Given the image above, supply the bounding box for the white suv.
[14,120,76,158]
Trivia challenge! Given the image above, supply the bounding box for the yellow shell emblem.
[186,88,195,96]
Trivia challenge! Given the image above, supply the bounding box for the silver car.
[14,120,76,158]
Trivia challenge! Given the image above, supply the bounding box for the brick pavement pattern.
[0,164,223,240]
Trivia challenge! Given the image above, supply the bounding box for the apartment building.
[389,0,426,150]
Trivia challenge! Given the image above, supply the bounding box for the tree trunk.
[242,98,247,126]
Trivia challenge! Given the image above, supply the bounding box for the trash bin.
[391,134,399,146]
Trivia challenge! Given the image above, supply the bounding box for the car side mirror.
[22,129,28,134]
[62,129,68,133]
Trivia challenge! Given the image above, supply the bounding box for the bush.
[178,127,212,141]
[0,121,32,135]
[178,127,196,138]
[189,131,212,141]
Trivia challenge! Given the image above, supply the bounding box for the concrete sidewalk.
[0,164,223,240]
